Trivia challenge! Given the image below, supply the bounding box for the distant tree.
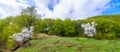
[21,7,41,19]
[14,15,36,28]
[74,20,83,37]
[34,18,54,34]
[33,19,41,33]
[63,18,76,36]
[41,18,54,33]
[13,7,38,28]
[53,19,63,36]
[21,7,36,15]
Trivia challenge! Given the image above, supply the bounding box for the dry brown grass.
[32,33,58,40]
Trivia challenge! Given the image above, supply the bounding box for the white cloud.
[0,0,111,19]
[0,0,29,18]
[35,0,111,19]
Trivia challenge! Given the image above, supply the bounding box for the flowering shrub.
[12,33,25,42]
[12,26,34,42]
[81,22,97,37]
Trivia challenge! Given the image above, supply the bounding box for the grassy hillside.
[15,36,120,52]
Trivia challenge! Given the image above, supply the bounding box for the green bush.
[62,19,76,37]
[4,39,16,51]
[53,19,63,36]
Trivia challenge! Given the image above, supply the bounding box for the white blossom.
[30,26,34,33]
[12,33,25,42]
[12,26,34,42]
[22,28,29,33]
[81,22,97,37]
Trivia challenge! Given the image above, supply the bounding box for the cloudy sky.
[0,0,120,19]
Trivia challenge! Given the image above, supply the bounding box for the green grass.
[15,37,120,52]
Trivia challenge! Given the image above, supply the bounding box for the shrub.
[81,22,97,37]
[62,19,76,36]
[53,19,63,36]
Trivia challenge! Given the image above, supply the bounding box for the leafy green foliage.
[62,19,76,36]
[33,19,42,34]
[13,15,36,28]
[0,17,13,43]
[53,19,63,36]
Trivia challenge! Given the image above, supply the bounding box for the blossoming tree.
[81,22,97,37]
[12,26,34,47]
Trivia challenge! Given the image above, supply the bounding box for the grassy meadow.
[15,34,120,52]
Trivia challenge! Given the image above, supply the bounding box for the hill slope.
[15,37,120,52]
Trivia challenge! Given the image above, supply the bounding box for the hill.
[1,14,120,51]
